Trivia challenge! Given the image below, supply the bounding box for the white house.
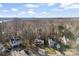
[10,37,22,47]
[0,43,5,52]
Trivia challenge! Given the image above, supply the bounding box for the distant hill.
[0,17,79,21]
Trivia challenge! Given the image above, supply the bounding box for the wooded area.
[0,18,78,56]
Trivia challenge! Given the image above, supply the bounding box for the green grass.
[45,48,56,55]
[0,51,11,56]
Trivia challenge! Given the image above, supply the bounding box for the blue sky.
[0,3,79,18]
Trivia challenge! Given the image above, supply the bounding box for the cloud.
[19,11,26,15]
[24,4,39,8]
[27,9,35,14]
[60,3,72,7]
[0,4,2,7]
[41,12,47,14]
[3,10,8,12]
[0,0,78,3]
[51,8,63,12]
[11,8,19,11]
[0,15,18,17]
[60,3,79,9]
[65,4,79,9]
[28,10,34,14]
[47,3,55,6]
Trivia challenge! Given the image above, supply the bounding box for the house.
[9,36,22,48]
[35,38,44,48]
[34,35,44,48]
[76,36,79,44]
[48,38,56,48]
[48,37,65,55]
[0,43,5,52]
[48,37,61,49]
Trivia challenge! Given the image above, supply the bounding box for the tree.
[0,23,2,42]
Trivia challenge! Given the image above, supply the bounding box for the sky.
[0,3,79,18]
